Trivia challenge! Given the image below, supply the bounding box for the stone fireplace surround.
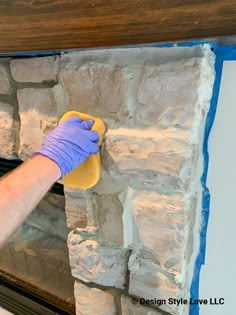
[0,46,215,315]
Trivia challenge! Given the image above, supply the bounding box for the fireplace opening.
[0,158,75,315]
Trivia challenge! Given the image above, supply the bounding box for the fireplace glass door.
[0,192,75,314]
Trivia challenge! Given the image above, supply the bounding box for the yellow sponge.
[58,111,105,189]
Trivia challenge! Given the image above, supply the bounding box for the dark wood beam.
[0,0,236,53]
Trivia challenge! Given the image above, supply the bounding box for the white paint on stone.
[91,171,125,195]
[17,87,58,159]
[120,188,139,249]
[105,127,193,184]
[0,64,12,95]
[59,46,208,128]
[0,102,14,158]
[60,46,205,69]
[121,188,187,313]
[53,82,68,119]
[60,62,129,124]
[136,58,200,128]
[10,56,58,83]
[68,228,128,288]
[97,193,124,246]
[74,281,116,315]
[60,46,215,315]
[180,47,215,298]
[125,191,185,274]
[128,254,181,315]
[117,46,215,315]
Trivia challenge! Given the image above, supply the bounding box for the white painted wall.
[200,61,236,314]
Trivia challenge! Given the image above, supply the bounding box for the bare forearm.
[0,155,61,248]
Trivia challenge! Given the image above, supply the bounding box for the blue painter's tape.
[0,50,61,58]
[0,38,217,58]
[0,39,231,58]
[62,39,211,53]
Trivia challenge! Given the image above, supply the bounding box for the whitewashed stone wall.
[0,46,215,315]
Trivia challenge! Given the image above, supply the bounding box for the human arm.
[0,117,99,248]
[0,154,61,248]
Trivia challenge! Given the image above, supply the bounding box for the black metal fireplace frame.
[0,157,64,196]
[0,271,74,315]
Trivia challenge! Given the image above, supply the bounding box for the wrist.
[32,154,62,181]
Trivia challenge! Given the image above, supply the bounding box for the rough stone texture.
[0,102,14,158]
[64,188,124,243]
[105,127,189,177]
[121,295,163,315]
[104,127,194,193]
[136,59,200,128]
[121,189,189,314]
[10,56,57,83]
[64,187,98,229]
[60,61,129,124]
[74,281,116,315]
[0,64,12,95]
[68,228,128,288]
[97,193,124,246]
[128,255,180,315]
[59,47,215,315]
[17,87,58,159]
[125,191,185,274]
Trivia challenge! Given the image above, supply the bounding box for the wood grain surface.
[0,0,236,53]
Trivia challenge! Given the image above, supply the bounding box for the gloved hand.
[35,116,99,179]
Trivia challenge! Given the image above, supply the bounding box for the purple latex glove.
[35,116,99,179]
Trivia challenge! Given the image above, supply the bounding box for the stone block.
[60,61,129,124]
[97,193,123,246]
[74,281,116,315]
[121,295,163,315]
[122,190,185,274]
[128,255,183,315]
[134,191,184,273]
[0,64,12,95]
[136,59,201,128]
[64,187,98,229]
[11,56,57,83]
[17,87,58,159]
[105,127,192,182]
[0,102,14,158]
[68,228,128,288]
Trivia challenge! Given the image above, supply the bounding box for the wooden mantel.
[0,0,236,53]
